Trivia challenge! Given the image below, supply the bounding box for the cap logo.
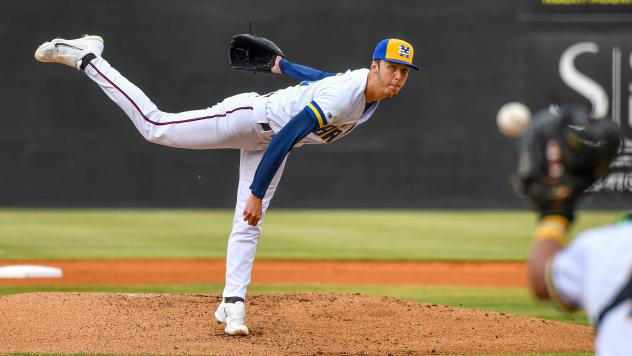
[398,45,411,58]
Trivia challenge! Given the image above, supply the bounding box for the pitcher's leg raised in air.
[35,35,261,150]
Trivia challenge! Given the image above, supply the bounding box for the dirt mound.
[0,292,593,355]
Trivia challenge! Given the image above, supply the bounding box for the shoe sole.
[215,315,250,335]
[225,325,249,336]
[34,35,104,63]
[77,35,104,43]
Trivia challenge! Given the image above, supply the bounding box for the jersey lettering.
[313,123,356,143]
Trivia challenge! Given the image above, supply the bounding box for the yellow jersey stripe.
[307,103,325,128]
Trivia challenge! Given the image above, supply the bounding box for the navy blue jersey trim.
[279,59,336,82]
[249,109,319,198]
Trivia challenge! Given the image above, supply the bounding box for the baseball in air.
[496,102,531,138]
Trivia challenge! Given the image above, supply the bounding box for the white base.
[0,265,63,279]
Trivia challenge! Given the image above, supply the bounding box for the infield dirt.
[0,260,527,286]
[0,292,592,355]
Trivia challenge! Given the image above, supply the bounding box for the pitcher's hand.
[243,194,263,226]
[271,56,282,74]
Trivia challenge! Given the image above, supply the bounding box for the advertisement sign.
[527,35,632,193]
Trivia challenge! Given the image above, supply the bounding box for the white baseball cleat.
[214,301,250,336]
[34,35,104,70]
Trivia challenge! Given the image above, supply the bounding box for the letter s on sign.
[559,42,609,119]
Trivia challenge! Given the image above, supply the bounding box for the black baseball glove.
[228,34,284,72]
[513,105,622,221]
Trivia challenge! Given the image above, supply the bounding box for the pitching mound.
[0,292,592,355]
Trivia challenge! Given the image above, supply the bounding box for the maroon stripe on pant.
[88,62,253,125]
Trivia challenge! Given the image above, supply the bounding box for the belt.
[251,94,272,132]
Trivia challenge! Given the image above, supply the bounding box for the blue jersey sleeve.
[279,58,337,82]
[249,108,319,198]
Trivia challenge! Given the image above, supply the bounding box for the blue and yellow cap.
[372,38,419,70]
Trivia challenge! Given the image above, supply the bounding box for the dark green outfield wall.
[0,0,630,208]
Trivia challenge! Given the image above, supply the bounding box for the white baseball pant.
[84,57,287,299]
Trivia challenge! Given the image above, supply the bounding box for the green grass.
[0,209,603,356]
[0,283,588,325]
[0,209,620,260]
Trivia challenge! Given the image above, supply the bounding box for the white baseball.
[496,102,531,138]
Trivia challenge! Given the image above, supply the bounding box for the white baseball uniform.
[266,69,378,144]
[83,56,377,299]
[547,220,632,355]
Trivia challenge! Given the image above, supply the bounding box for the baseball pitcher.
[34,34,418,335]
